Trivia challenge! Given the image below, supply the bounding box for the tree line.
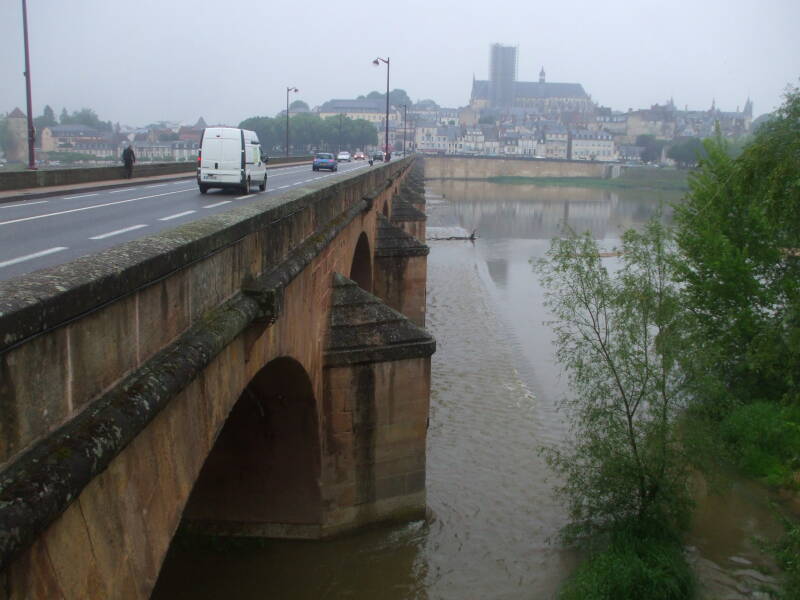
[239,113,378,155]
[540,87,800,599]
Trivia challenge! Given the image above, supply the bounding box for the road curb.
[0,162,311,205]
[0,174,196,205]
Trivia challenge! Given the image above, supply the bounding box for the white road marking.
[276,185,289,190]
[0,246,68,269]
[63,193,98,200]
[145,183,168,188]
[1,200,49,208]
[89,224,148,240]
[173,181,189,184]
[0,189,195,227]
[203,201,231,208]
[158,210,196,221]
[109,188,136,194]
[235,194,254,200]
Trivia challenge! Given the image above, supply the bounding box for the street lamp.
[286,86,298,157]
[338,113,343,153]
[400,103,407,156]
[21,0,36,170]
[372,56,390,160]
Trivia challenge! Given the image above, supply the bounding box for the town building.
[4,108,29,162]
[569,129,617,161]
[317,99,401,126]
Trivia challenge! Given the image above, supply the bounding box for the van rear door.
[220,131,243,172]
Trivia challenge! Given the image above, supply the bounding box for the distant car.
[336,151,351,162]
[372,152,385,162]
[312,152,338,171]
[353,151,366,160]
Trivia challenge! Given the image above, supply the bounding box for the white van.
[197,127,268,194]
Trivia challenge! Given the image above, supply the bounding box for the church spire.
[539,66,545,84]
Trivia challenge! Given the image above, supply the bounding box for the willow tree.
[538,220,691,542]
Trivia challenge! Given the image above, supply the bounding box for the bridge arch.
[350,232,373,292]
[182,356,322,534]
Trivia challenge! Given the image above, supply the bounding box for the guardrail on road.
[0,156,312,191]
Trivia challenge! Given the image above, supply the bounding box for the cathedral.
[470,45,595,118]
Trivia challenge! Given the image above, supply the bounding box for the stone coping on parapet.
[0,158,415,355]
[375,214,430,258]
[324,273,435,367]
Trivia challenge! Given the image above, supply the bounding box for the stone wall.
[0,158,431,599]
[424,155,610,179]
[0,156,311,191]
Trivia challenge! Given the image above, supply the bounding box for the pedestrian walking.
[122,145,136,179]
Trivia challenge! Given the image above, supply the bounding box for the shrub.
[721,402,800,487]
[560,526,694,600]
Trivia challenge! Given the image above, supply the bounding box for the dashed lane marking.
[203,201,232,208]
[63,193,98,200]
[109,188,136,194]
[158,210,196,221]
[0,200,49,208]
[235,194,255,200]
[0,246,68,269]
[89,224,148,240]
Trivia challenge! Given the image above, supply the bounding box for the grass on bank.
[487,167,690,191]
[560,526,695,600]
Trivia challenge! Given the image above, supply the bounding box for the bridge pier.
[321,274,433,533]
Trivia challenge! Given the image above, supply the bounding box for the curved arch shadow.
[182,356,322,531]
[350,232,372,292]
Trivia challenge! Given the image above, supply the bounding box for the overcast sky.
[2,0,798,127]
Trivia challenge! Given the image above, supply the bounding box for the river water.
[153,179,787,599]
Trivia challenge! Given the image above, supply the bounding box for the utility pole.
[21,0,36,170]
[372,57,390,159]
[286,86,298,157]
[338,113,343,152]
[401,104,407,156]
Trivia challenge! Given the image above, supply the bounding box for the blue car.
[312,152,338,172]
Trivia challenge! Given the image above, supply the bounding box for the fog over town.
[1,0,799,126]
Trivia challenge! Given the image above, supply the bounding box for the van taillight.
[197,150,201,164]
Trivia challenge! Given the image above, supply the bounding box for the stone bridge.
[0,158,433,599]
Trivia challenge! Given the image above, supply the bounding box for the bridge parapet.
[0,157,432,598]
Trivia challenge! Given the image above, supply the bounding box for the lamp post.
[286,86,298,157]
[338,113,343,153]
[21,0,36,170]
[372,56,390,160]
[400,103,407,156]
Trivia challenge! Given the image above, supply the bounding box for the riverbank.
[487,167,690,192]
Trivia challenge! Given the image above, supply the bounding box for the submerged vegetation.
[539,87,800,597]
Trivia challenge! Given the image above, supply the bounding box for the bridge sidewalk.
[0,161,310,204]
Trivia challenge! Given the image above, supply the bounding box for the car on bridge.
[336,151,351,162]
[372,152,385,162]
[353,151,366,160]
[312,153,338,171]
[197,127,268,194]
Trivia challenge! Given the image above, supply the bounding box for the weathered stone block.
[136,270,191,363]
[68,295,137,410]
[5,536,63,600]
[0,326,69,462]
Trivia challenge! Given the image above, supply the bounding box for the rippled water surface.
[153,178,786,599]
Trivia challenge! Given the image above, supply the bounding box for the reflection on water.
[153,179,784,599]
